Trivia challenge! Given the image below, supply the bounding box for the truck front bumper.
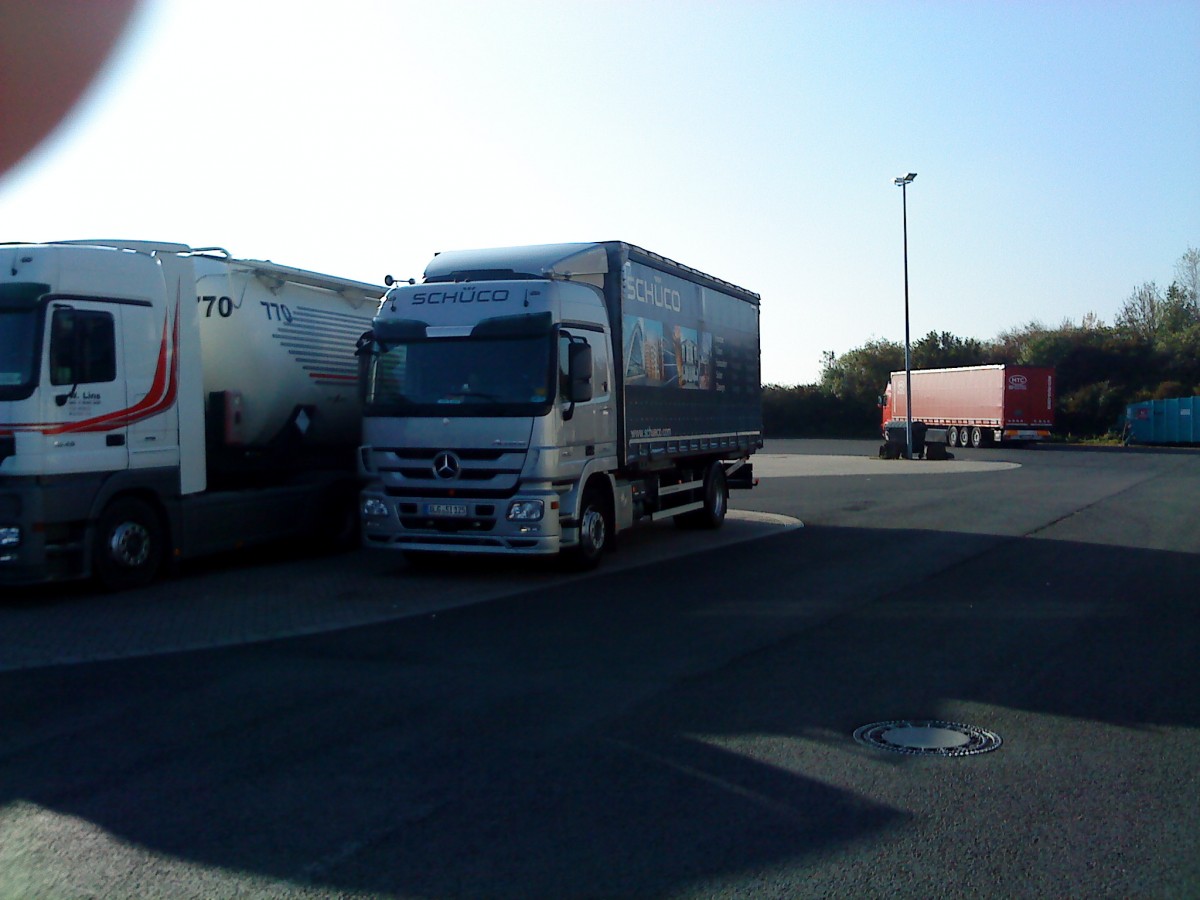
[0,478,88,585]
[359,487,564,556]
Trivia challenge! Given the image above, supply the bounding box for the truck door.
[558,328,614,468]
[41,301,129,474]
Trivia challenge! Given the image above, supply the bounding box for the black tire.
[970,426,984,448]
[947,426,959,448]
[677,462,729,530]
[959,426,972,448]
[564,484,609,570]
[93,496,165,591]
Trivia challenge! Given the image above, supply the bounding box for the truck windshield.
[364,334,555,417]
[0,283,47,400]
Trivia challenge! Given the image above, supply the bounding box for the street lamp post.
[894,172,917,459]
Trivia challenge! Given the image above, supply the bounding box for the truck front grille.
[375,445,525,499]
[385,485,519,500]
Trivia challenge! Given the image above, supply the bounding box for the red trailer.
[881,365,1056,448]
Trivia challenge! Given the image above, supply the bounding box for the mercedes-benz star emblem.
[432,451,461,480]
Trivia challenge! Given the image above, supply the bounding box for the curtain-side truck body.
[881,364,1056,449]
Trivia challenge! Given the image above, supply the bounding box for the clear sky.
[2,0,1197,386]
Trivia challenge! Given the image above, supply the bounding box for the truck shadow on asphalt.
[0,539,366,608]
[0,523,1197,896]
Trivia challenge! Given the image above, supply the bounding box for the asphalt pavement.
[1,439,1197,898]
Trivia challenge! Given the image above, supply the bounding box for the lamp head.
[894,173,917,186]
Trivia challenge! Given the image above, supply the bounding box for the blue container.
[1125,396,1200,444]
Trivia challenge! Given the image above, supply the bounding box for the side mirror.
[568,342,593,403]
[355,331,378,402]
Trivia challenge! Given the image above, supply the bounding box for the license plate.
[425,503,468,517]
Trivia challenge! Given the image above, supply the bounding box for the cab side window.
[49,309,116,386]
[559,330,610,402]
[590,334,611,400]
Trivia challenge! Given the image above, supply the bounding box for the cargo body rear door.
[1003,367,1055,429]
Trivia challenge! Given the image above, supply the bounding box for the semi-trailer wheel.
[677,461,728,530]
[947,426,959,448]
[93,496,164,591]
[970,426,984,448]
[959,426,972,448]
[564,484,610,569]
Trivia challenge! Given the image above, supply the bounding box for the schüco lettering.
[410,288,510,306]
[630,277,682,312]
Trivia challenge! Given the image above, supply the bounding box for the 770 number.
[259,301,293,323]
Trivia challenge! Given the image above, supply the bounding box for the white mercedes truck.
[0,240,382,589]
[357,241,762,567]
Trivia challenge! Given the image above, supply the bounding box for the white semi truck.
[0,240,382,589]
[357,242,762,567]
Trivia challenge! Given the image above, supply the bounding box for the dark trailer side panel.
[598,243,761,468]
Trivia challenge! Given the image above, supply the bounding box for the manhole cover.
[853,719,1002,757]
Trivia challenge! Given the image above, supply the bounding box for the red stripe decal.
[6,299,180,435]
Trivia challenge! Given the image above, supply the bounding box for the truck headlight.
[0,526,20,548]
[506,500,544,521]
[361,497,389,519]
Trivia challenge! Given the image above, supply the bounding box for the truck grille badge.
[432,451,461,480]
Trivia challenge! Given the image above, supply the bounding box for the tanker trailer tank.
[194,254,382,451]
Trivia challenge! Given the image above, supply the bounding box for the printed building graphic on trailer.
[623,316,715,391]
[623,315,666,385]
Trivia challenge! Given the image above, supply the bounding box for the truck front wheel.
[93,496,165,591]
[564,485,610,570]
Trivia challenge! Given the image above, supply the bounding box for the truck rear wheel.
[93,496,165,591]
[677,461,728,530]
[970,426,984,448]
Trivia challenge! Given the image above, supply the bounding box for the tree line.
[764,247,1200,439]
